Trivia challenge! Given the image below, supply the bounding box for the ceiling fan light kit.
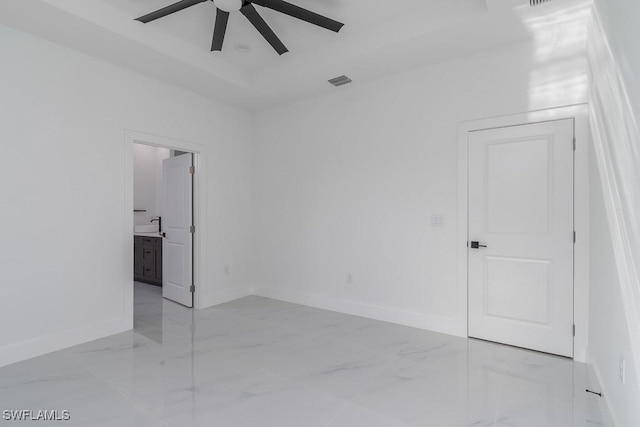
[135,0,344,55]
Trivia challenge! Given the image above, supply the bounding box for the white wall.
[252,9,589,335]
[133,143,170,226]
[0,24,253,367]
[595,0,640,120]
[589,144,640,426]
[587,2,640,425]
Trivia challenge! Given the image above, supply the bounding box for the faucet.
[150,216,162,233]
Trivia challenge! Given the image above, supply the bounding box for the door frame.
[124,130,207,317]
[457,104,590,362]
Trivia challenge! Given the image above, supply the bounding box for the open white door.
[162,153,194,307]
[468,119,574,357]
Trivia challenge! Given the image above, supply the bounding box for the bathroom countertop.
[134,232,163,238]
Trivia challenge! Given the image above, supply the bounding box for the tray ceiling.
[0,0,591,109]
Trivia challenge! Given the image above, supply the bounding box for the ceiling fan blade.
[211,9,230,51]
[252,0,344,33]
[240,4,288,55]
[135,0,208,24]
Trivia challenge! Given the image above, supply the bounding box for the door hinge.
[190,285,195,293]
[189,165,195,174]
[573,324,576,337]
[190,225,195,234]
[574,231,576,243]
[573,137,576,151]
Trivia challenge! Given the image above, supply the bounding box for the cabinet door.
[141,260,155,282]
[134,243,144,280]
[139,243,155,282]
[154,245,163,283]
[134,237,162,285]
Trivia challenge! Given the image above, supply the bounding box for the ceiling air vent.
[530,0,551,6]
[328,75,353,87]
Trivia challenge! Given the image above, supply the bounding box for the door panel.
[468,119,574,357]
[162,153,193,307]
[485,256,550,325]
[487,139,550,234]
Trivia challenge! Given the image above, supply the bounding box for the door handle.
[470,241,487,249]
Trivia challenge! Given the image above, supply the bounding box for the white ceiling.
[0,0,589,110]
[104,0,486,72]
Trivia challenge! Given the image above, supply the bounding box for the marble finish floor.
[0,282,605,426]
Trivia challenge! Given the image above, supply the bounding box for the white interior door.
[162,153,193,307]
[468,119,574,357]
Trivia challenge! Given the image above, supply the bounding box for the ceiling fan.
[135,0,344,55]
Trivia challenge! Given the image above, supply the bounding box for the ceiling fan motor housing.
[214,0,244,13]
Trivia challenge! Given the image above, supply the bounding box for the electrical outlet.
[620,358,626,385]
[431,215,444,228]
[346,273,352,284]
[225,265,230,275]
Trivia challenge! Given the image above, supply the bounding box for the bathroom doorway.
[133,143,196,307]
[125,131,207,334]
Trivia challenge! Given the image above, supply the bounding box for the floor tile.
[0,283,606,427]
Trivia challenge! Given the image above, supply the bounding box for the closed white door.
[468,119,574,357]
[162,153,194,307]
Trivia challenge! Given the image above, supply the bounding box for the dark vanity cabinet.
[134,236,162,286]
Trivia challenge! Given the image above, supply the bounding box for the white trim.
[124,130,208,310]
[208,285,255,307]
[588,7,640,391]
[586,351,618,427]
[255,286,461,336]
[0,317,130,368]
[457,104,590,362]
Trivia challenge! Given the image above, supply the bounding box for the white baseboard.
[0,316,132,368]
[200,285,254,308]
[254,286,462,337]
[586,350,617,427]
[0,286,458,367]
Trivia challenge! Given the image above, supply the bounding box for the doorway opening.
[125,132,206,338]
